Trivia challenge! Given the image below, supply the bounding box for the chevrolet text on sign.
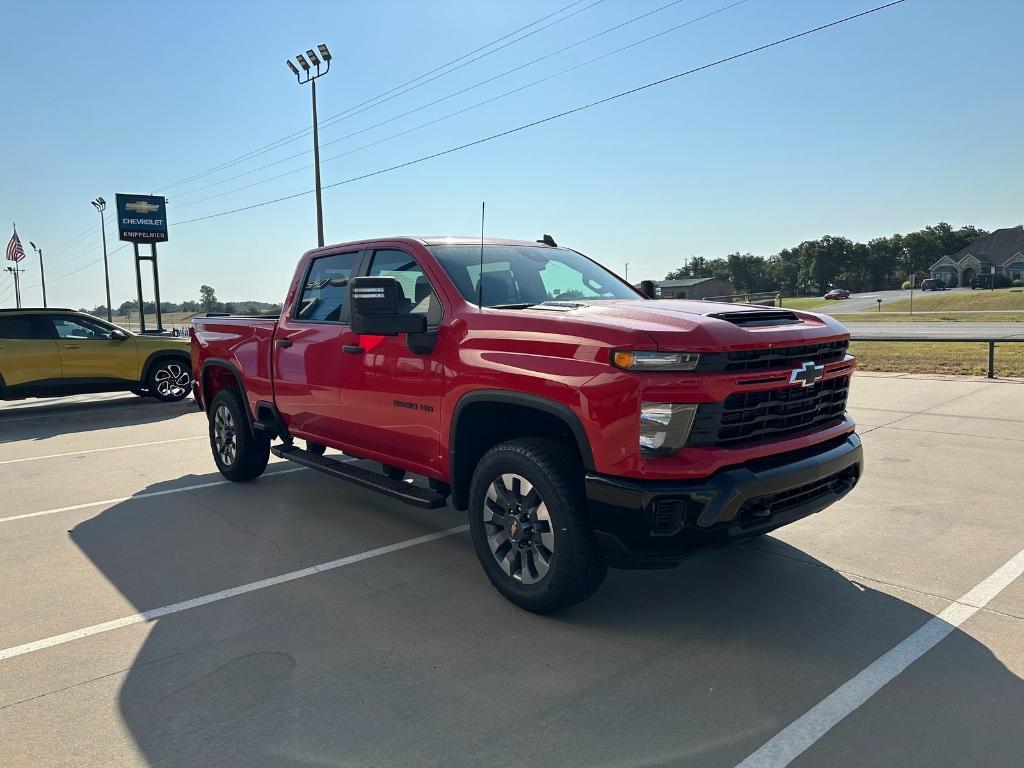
[115,193,168,243]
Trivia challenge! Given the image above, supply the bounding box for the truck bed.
[191,315,279,417]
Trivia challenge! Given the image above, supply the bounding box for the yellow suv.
[0,308,192,402]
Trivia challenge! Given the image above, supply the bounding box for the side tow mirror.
[350,276,427,335]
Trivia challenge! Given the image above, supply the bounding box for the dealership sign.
[115,193,168,243]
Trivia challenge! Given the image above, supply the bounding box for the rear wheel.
[147,357,192,402]
[208,389,270,481]
[469,438,606,613]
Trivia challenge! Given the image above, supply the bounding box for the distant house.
[929,226,1024,286]
[641,277,735,300]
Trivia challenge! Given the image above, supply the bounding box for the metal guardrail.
[849,336,1024,379]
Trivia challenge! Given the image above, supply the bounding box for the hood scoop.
[535,301,590,311]
[707,309,802,327]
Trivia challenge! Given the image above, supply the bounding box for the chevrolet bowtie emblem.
[790,361,824,388]
[125,200,160,214]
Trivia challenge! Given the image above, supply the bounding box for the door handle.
[63,344,81,350]
[342,344,365,355]
[275,338,293,348]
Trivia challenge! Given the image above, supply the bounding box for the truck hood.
[522,299,849,351]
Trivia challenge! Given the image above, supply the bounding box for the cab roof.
[0,307,78,314]
[304,235,559,257]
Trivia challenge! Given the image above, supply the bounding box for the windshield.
[427,244,640,307]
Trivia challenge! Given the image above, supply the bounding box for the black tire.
[306,440,327,456]
[469,438,607,613]
[146,356,193,402]
[208,389,270,482]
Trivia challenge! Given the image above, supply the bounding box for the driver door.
[50,315,140,382]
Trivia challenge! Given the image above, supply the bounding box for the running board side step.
[270,444,447,509]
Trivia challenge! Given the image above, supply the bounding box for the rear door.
[0,315,62,389]
[50,315,140,383]
[273,249,363,442]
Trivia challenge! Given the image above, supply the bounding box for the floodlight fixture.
[317,43,331,62]
[296,53,310,71]
[286,59,300,76]
[306,49,320,66]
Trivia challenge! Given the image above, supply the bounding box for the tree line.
[82,284,282,318]
[665,222,989,294]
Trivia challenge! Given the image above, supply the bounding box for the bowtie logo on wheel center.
[790,360,825,388]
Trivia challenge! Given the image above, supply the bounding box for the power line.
[172,0,698,203]
[174,0,751,211]
[156,0,606,192]
[175,1,909,228]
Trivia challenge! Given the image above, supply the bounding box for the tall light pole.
[91,197,112,321]
[29,241,46,307]
[287,43,331,247]
[625,262,630,282]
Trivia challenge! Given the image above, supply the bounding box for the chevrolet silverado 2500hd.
[191,236,862,612]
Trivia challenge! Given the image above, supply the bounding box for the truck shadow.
[66,471,1024,768]
[0,396,196,443]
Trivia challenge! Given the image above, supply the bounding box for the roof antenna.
[537,234,557,247]
[478,201,486,310]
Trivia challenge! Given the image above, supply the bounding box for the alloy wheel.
[214,405,237,466]
[483,473,555,585]
[154,362,191,399]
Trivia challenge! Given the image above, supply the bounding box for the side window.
[295,251,360,322]
[51,316,115,340]
[368,249,441,324]
[0,315,57,340]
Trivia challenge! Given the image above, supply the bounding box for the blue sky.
[1,0,1021,309]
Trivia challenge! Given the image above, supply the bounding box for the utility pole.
[4,266,24,308]
[29,241,46,307]
[91,197,112,321]
[625,262,630,282]
[287,44,331,247]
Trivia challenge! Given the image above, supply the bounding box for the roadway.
[1,379,1023,767]
[844,322,1024,339]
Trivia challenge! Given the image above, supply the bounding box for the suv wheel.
[147,358,192,402]
[469,438,607,613]
[208,389,270,481]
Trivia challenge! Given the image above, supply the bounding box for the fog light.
[640,403,697,455]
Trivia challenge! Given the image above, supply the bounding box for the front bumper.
[585,433,862,568]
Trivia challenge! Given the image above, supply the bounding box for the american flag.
[6,226,25,263]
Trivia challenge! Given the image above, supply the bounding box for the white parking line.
[0,524,469,662]
[0,466,307,524]
[737,545,1024,767]
[0,436,206,466]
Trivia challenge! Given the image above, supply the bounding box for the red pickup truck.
[192,236,861,612]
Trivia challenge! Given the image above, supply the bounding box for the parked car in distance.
[0,308,192,401]
[920,278,947,291]
[193,236,862,613]
[823,289,850,300]
[971,274,1009,290]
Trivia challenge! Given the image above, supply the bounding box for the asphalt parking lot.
[1,374,1023,768]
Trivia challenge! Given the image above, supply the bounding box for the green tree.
[199,285,218,312]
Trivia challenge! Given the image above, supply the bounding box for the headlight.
[612,349,700,371]
[640,403,697,455]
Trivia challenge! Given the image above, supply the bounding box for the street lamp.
[28,241,46,307]
[287,43,332,247]
[91,197,112,321]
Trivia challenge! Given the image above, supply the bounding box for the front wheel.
[208,389,270,481]
[147,357,192,402]
[469,438,607,613]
